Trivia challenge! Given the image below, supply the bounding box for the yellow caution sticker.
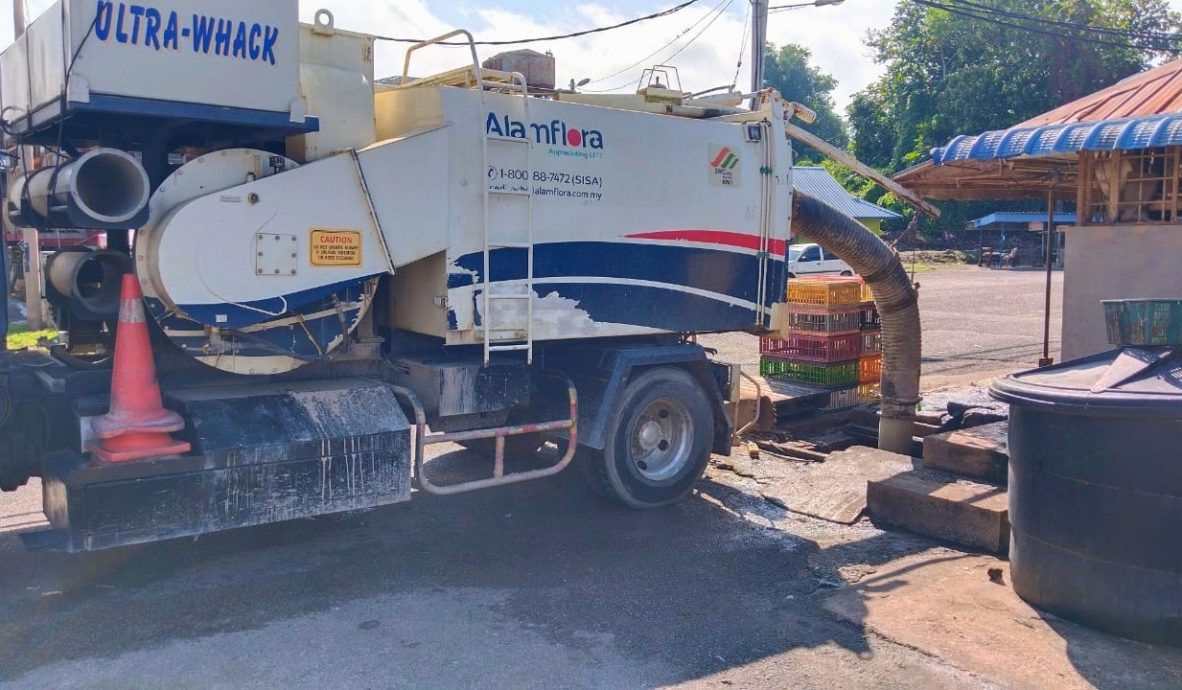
[310,229,362,267]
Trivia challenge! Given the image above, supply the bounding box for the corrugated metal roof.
[1019,58,1182,127]
[932,59,1182,165]
[932,113,1182,164]
[972,212,1076,229]
[792,167,901,220]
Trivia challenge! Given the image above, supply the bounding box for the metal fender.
[545,343,733,455]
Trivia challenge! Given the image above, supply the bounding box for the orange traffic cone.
[87,275,191,463]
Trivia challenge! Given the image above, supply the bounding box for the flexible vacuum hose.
[791,191,921,454]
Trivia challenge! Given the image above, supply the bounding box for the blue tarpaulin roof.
[932,113,1182,165]
[972,212,1077,229]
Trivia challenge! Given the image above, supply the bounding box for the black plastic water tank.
[991,347,1182,645]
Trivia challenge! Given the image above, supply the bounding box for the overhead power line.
[583,0,732,86]
[911,0,1182,55]
[372,0,702,46]
[946,0,1182,47]
[732,0,753,89]
[582,0,737,93]
[769,0,847,12]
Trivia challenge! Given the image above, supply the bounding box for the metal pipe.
[46,249,131,318]
[1041,188,1056,367]
[8,148,150,228]
[791,191,922,455]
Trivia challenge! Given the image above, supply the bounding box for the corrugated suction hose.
[792,191,921,454]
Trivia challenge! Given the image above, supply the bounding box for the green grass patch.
[7,325,58,350]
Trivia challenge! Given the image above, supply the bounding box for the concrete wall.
[1062,224,1182,360]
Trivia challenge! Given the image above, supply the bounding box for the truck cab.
[787,243,854,277]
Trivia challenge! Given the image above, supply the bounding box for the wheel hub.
[630,398,693,483]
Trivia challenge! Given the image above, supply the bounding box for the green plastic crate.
[760,357,860,389]
[1104,300,1182,347]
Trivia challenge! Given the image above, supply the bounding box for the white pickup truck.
[786,243,854,277]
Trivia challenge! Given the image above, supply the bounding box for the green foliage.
[763,43,848,164]
[7,326,57,350]
[847,0,1182,238]
[851,0,1181,174]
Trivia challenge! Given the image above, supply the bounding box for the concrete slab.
[761,447,919,525]
[0,480,47,535]
[924,422,1009,484]
[867,469,1010,555]
[823,552,1182,690]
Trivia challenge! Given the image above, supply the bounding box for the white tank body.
[142,82,793,370]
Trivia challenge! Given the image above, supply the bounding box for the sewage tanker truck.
[0,0,816,551]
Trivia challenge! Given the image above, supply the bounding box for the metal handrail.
[401,29,483,85]
[390,378,579,496]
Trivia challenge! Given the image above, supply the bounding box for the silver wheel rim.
[630,397,694,483]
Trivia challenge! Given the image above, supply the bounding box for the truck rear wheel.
[583,367,714,509]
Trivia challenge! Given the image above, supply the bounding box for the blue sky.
[4,1,1182,111]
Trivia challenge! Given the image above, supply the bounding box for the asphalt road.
[0,452,986,689]
[915,267,1063,383]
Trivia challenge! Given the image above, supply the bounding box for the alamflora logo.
[486,113,605,150]
[711,147,739,170]
[709,144,741,187]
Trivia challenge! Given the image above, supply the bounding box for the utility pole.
[13,0,24,37]
[750,0,768,106]
[11,0,42,332]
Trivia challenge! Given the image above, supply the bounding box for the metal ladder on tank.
[400,30,537,366]
[481,71,536,366]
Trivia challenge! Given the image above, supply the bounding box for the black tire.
[840,270,854,277]
[583,367,714,509]
[0,403,45,492]
[787,272,797,279]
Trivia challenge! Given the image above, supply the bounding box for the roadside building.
[896,57,1182,360]
[970,212,1075,267]
[792,167,900,235]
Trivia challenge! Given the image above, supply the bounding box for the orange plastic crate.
[859,354,883,384]
[760,332,862,363]
[788,277,864,308]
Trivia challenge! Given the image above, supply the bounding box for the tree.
[847,0,1181,238]
[763,43,848,163]
[851,0,1182,174]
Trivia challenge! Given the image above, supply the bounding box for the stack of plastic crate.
[761,277,864,412]
[858,282,882,404]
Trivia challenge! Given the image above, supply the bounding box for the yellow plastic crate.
[861,282,874,304]
[788,277,864,308]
